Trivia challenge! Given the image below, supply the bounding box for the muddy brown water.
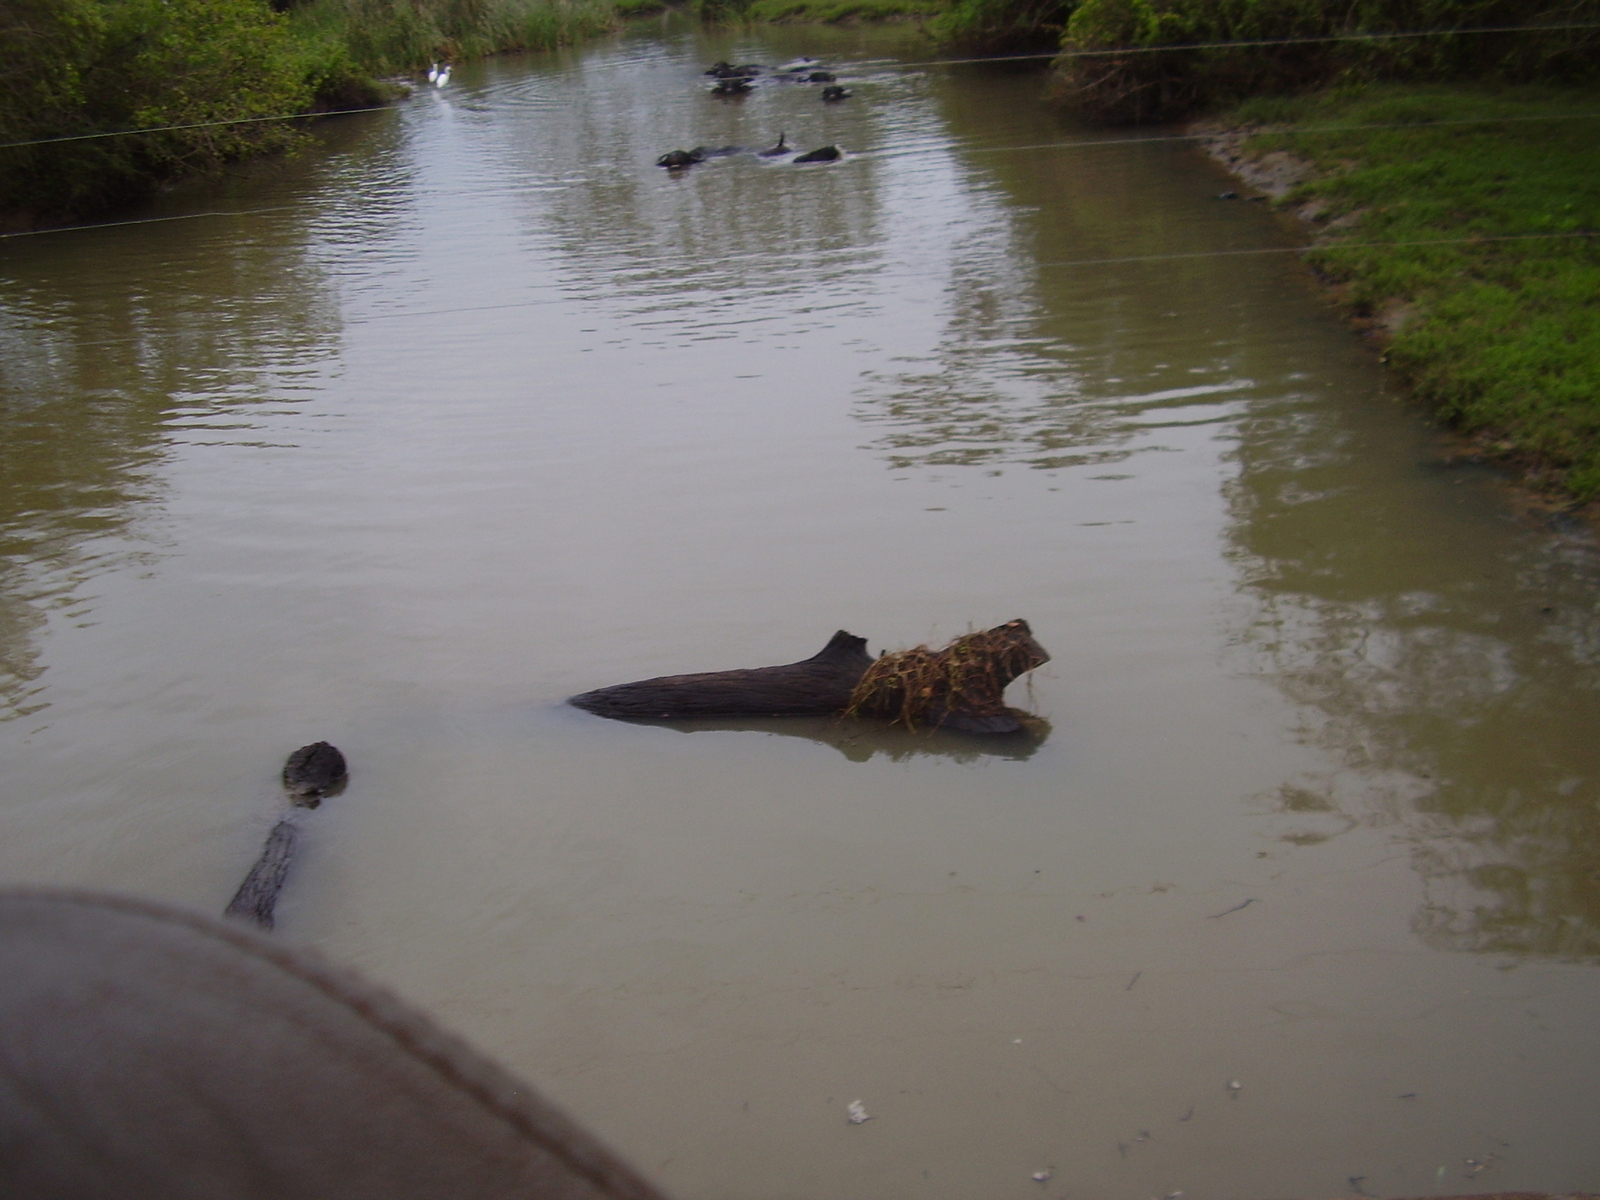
[3,19,1600,1199]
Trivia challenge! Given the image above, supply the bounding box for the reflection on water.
[853,80,1272,473]
[4,21,1600,1199]
[613,713,1049,762]
[0,166,352,721]
[843,62,1600,966]
[1227,388,1600,960]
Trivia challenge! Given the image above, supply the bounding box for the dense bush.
[0,0,614,226]
[1051,0,1600,122]
[0,0,317,222]
[290,0,615,76]
[930,0,1073,53]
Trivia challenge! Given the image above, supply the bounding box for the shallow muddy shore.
[1192,111,1600,527]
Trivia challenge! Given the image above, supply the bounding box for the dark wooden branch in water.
[224,742,348,931]
[225,817,300,931]
[570,621,1049,734]
[571,630,873,720]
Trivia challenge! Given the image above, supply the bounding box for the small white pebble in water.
[1031,1170,1053,1183]
[847,1100,872,1125]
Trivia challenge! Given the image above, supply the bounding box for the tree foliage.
[931,0,1075,54]
[0,0,611,226]
[0,0,316,222]
[1052,0,1600,122]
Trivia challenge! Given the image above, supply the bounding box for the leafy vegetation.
[288,0,616,77]
[1051,0,1600,122]
[1227,85,1600,498]
[928,0,1069,53]
[1,0,323,222]
[0,0,614,226]
[691,0,943,24]
[743,0,944,23]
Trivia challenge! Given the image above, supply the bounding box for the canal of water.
[3,19,1599,1200]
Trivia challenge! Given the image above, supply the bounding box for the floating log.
[224,817,301,931]
[225,742,348,931]
[570,620,1048,734]
[571,630,872,721]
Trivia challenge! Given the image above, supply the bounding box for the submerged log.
[570,620,1049,734]
[571,630,873,720]
[224,817,300,931]
[225,742,348,931]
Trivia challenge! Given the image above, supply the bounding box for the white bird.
[434,63,451,87]
[427,61,440,83]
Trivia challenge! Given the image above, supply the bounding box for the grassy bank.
[1210,84,1600,499]
[0,0,615,227]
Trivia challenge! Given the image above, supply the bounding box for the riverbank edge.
[1191,106,1600,521]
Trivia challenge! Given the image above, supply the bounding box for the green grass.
[1224,84,1600,500]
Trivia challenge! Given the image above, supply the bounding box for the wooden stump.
[224,817,300,931]
[570,621,1049,734]
[570,630,873,720]
[224,742,348,931]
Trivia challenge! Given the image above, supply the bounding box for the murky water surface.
[4,21,1600,1199]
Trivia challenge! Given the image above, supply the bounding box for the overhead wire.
[10,230,1594,358]
[2,20,1598,152]
[871,20,1600,69]
[0,205,304,240]
[866,109,1600,161]
[1033,229,1598,270]
[6,100,1599,243]
[0,105,393,152]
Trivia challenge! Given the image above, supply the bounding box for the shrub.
[1052,0,1600,122]
[931,0,1076,53]
[290,0,616,71]
[0,0,313,222]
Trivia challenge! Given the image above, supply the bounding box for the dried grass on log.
[844,619,1048,734]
